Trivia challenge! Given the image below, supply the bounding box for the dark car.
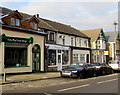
[60,63,97,79]
[91,63,113,75]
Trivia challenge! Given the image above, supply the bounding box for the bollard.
[4,72,6,82]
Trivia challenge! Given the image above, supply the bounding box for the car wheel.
[78,73,84,79]
[93,72,97,77]
[110,70,114,74]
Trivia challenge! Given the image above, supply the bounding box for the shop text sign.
[6,37,29,43]
[2,34,33,44]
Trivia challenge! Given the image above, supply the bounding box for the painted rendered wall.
[57,33,76,46]
[76,37,89,48]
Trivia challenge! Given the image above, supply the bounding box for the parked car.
[91,63,113,75]
[108,60,120,71]
[60,63,97,79]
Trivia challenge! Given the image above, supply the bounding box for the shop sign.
[45,44,70,50]
[97,51,100,55]
[2,34,33,44]
[104,51,108,55]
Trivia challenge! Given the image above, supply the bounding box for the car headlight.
[71,71,78,73]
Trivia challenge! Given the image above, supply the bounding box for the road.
[2,73,119,95]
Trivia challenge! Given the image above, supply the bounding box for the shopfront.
[0,28,46,74]
[73,49,90,63]
[45,44,70,71]
[91,50,106,63]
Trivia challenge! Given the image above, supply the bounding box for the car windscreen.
[108,61,120,64]
[69,63,83,68]
[91,63,100,66]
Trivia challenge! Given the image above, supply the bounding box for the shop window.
[73,54,78,63]
[4,47,27,68]
[48,50,56,66]
[62,50,69,65]
[80,54,85,63]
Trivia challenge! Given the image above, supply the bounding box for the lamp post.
[113,21,117,61]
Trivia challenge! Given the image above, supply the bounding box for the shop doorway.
[32,44,41,72]
[86,54,89,63]
[57,53,62,71]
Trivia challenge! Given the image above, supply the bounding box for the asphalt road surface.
[2,73,119,95]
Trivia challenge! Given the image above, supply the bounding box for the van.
[108,60,120,71]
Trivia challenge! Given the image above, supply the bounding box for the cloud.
[19,2,118,31]
[2,0,119,2]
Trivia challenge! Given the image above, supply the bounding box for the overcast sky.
[2,0,119,32]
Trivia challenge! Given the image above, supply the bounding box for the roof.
[1,7,56,31]
[1,7,90,38]
[105,32,114,42]
[105,31,120,42]
[80,28,104,41]
[41,18,89,38]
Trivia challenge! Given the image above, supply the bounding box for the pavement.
[0,72,60,85]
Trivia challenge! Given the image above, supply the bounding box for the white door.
[57,53,62,71]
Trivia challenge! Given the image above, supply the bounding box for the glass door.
[32,44,40,72]
[57,53,62,71]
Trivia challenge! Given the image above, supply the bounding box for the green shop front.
[0,28,46,74]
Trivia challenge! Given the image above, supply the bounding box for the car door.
[84,64,93,77]
[105,64,112,73]
[88,64,95,76]
[83,64,89,77]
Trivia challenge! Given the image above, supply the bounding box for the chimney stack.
[35,14,39,18]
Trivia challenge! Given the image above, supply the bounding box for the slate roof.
[105,31,119,42]
[80,28,104,41]
[41,18,89,38]
[1,7,56,31]
[1,7,90,38]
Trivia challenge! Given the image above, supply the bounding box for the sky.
[1,0,119,32]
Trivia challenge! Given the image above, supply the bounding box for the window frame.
[16,19,20,26]
[10,17,15,25]
[80,54,85,62]
[49,32,55,41]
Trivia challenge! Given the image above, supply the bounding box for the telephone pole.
[113,21,117,61]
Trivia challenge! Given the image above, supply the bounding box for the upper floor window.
[10,18,15,25]
[79,39,82,47]
[30,22,33,28]
[84,40,88,47]
[71,38,73,46]
[30,22,38,30]
[50,32,54,41]
[10,17,20,26]
[63,36,65,45]
[16,19,20,26]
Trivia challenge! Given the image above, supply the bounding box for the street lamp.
[113,21,117,61]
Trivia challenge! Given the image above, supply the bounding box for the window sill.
[4,66,30,68]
